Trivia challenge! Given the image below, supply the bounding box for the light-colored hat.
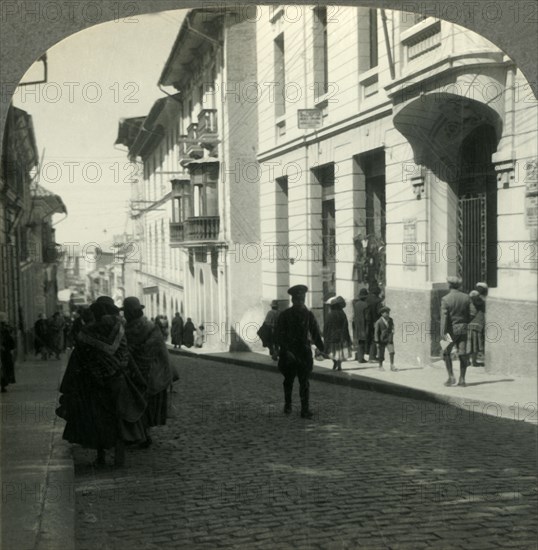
[447,276,462,287]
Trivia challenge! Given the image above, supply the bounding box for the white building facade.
[255,6,537,375]
[116,99,185,328]
[158,8,262,350]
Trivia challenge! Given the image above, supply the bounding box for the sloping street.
[74,355,538,549]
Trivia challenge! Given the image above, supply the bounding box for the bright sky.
[12,10,185,249]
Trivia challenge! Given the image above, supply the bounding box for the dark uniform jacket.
[275,306,324,372]
[441,289,471,337]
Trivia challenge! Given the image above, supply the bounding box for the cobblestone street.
[74,356,538,549]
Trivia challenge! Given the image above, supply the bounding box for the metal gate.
[457,193,487,292]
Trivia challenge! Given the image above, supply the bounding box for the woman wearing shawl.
[182,318,195,348]
[171,312,184,349]
[121,297,173,447]
[56,296,147,467]
[323,296,353,371]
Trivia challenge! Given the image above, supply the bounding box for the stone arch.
[1,2,537,155]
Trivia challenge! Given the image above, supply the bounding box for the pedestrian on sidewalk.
[440,276,471,387]
[171,312,184,349]
[366,286,383,362]
[0,313,16,393]
[47,312,64,360]
[275,285,324,419]
[374,306,396,371]
[63,314,73,351]
[257,299,280,359]
[34,313,50,360]
[121,297,174,448]
[182,318,195,348]
[194,324,205,348]
[324,296,352,371]
[475,282,488,364]
[467,290,485,366]
[56,296,147,468]
[352,288,369,363]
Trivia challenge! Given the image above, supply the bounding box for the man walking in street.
[275,285,324,419]
[440,276,471,387]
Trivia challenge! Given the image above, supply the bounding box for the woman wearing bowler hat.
[323,296,352,371]
[57,296,147,467]
[121,297,174,447]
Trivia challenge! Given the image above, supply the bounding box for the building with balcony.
[158,7,261,350]
[256,6,537,376]
[115,99,185,327]
[1,105,66,354]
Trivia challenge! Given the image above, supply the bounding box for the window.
[192,164,219,217]
[274,33,285,118]
[369,9,378,69]
[358,8,378,73]
[313,7,329,97]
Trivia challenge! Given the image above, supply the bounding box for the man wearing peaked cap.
[287,284,308,297]
[441,275,471,387]
[275,284,324,419]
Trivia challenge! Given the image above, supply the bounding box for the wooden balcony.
[178,135,189,163]
[169,216,220,247]
[185,123,203,158]
[169,222,185,246]
[197,109,218,146]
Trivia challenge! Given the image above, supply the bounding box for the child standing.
[374,306,396,371]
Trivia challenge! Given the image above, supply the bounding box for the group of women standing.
[56,295,173,467]
[170,313,204,349]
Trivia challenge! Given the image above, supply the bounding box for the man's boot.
[458,357,468,387]
[444,354,456,386]
[284,390,292,414]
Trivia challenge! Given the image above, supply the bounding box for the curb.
[169,348,531,424]
[37,423,75,550]
[37,357,75,550]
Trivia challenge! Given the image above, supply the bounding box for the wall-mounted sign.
[402,218,417,271]
[297,109,322,129]
[525,159,537,228]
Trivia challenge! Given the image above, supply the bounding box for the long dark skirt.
[145,389,168,427]
[0,352,15,387]
[58,368,145,450]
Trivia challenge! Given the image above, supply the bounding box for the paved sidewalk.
[0,355,74,550]
[169,345,538,424]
